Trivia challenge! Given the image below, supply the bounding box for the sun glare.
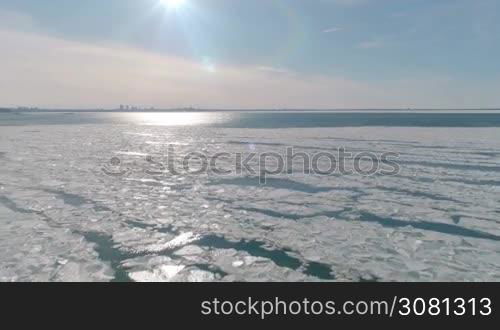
[160,0,186,9]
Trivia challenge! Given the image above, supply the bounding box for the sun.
[160,0,186,9]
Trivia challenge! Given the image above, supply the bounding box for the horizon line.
[2,107,500,112]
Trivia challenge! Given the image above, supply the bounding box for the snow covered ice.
[1,121,500,282]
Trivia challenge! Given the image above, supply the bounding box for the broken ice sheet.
[1,125,500,281]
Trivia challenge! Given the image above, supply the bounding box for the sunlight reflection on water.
[122,112,231,126]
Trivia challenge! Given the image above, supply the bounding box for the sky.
[0,0,499,109]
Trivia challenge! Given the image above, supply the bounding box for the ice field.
[1,114,500,282]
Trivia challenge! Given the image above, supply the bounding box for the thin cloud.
[1,10,499,109]
[257,66,291,75]
[323,27,343,33]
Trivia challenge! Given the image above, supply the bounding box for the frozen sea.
[1,111,500,282]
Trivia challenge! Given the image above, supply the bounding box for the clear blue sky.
[0,0,499,108]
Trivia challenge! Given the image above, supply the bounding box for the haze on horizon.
[0,0,499,109]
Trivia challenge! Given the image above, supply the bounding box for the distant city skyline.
[0,0,499,109]
[3,105,500,112]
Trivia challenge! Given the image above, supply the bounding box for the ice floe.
[0,125,499,281]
